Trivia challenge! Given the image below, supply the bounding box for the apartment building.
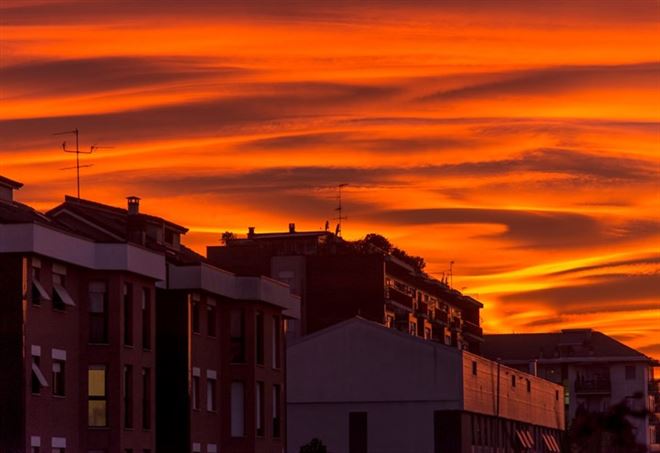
[207,226,484,353]
[482,329,660,451]
[287,317,565,453]
[46,195,300,453]
[0,176,164,453]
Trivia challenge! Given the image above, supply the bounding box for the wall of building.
[0,253,26,452]
[463,353,565,430]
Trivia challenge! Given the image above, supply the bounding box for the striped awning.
[542,433,561,452]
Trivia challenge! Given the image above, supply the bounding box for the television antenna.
[53,129,111,198]
[334,183,348,237]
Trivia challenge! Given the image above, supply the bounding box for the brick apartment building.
[46,195,300,453]
[1,175,300,453]
[208,226,484,353]
[0,176,164,453]
[482,329,660,451]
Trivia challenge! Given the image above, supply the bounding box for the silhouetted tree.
[221,231,236,244]
[348,233,426,272]
[568,400,649,453]
[299,438,327,453]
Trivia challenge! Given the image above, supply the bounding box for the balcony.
[385,286,414,310]
[574,377,611,395]
[462,320,483,338]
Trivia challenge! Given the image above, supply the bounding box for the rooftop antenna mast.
[449,260,455,289]
[53,129,110,199]
[334,183,348,237]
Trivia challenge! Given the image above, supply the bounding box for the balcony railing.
[574,377,611,395]
[385,286,414,309]
[462,320,483,338]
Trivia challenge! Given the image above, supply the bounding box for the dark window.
[230,381,245,437]
[88,365,107,427]
[256,312,264,365]
[472,361,477,376]
[89,282,108,343]
[142,288,151,350]
[31,355,46,394]
[52,359,65,396]
[30,447,40,453]
[207,302,216,337]
[192,374,200,411]
[142,368,151,429]
[272,316,281,369]
[349,412,368,453]
[164,228,175,244]
[124,365,133,429]
[625,365,636,380]
[207,375,216,411]
[191,297,200,334]
[256,381,265,437]
[272,384,281,438]
[527,379,531,392]
[555,390,559,400]
[230,310,245,363]
[31,266,48,305]
[123,283,133,346]
[511,375,516,387]
[52,273,67,311]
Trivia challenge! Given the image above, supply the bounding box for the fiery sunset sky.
[1,1,658,356]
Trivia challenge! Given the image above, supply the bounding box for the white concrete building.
[287,318,564,453]
[482,329,660,451]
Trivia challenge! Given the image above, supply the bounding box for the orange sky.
[1,1,658,357]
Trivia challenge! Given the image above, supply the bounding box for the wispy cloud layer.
[2,0,658,356]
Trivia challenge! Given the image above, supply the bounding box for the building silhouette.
[208,226,484,353]
[0,177,300,453]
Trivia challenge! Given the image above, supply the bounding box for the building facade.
[208,226,484,353]
[0,177,164,453]
[46,194,300,453]
[482,329,660,451]
[287,318,565,453]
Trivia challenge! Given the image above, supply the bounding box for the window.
[424,327,432,339]
[527,379,531,393]
[272,384,281,438]
[256,312,264,365]
[142,368,151,429]
[30,435,41,453]
[124,365,133,429]
[52,271,75,310]
[31,347,48,394]
[191,294,200,334]
[272,316,281,369]
[192,368,200,411]
[207,444,217,453]
[31,260,49,305]
[52,355,66,396]
[231,382,245,437]
[124,283,133,346]
[51,437,66,453]
[207,299,216,337]
[511,375,516,388]
[88,365,107,427]
[409,322,417,336]
[230,310,245,363]
[472,361,477,376]
[141,288,151,350]
[256,381,265,437]
[555,390,559,401]
[89,282,108,343]
[207,371,217,412]
[625,365,636,380]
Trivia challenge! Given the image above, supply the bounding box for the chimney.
[0,175,23,202]
[127,196,141,215]
[289,223,296,233]
[248,226,255,238]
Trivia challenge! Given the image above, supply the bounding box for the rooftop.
[482,329,651,362]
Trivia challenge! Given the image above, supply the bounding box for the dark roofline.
[59,195,188,233]
[0,175,23,190]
